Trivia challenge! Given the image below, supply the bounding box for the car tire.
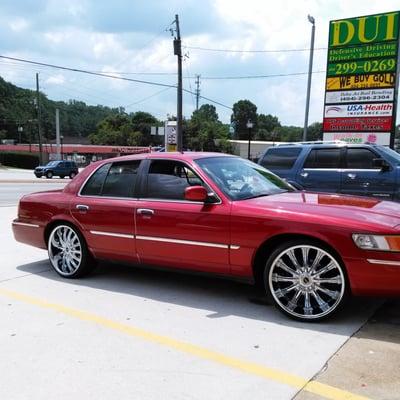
[48,223,95,278]
[46,171,53,179]
[264,239,347,322]
[69,171,77,179]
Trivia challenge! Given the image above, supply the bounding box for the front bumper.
[345,255,400,296]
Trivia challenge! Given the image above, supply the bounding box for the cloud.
[0,0,399,124]
[45,74,65,85]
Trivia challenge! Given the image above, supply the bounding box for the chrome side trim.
[137,198,213,205]
[90,230,134,239]
[367,259,400,267]
[230,245,240,250]
[12,222,40,228]
[136,235,228,249]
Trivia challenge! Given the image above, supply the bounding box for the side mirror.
[373,158,390,171]
[184,186,208,202]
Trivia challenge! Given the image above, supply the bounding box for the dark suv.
[34,161,79,179]
[259,142,400,201]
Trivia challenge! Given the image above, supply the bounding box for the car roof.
[103,151,236,164]
[268,142,382,149]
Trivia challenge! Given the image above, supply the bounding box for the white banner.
[325,88,394,104]
[323,131,390,145]
[324,103,393,117]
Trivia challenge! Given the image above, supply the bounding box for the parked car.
[13,152,400,321]
[259,142,400,201]
[34,160,78,179]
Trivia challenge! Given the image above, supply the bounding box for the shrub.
[0,152,40,169]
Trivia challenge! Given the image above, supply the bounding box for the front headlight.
[352,234,400,252]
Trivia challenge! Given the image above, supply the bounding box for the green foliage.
[185,104,231,152]
[0,76,123,143]
[0,151,40,169]
[306,122,323,141]
[88,112,161,146]
[258,114,281,133]
[231,100,258,140]
[273,125,303,142]
[1,74,329,150]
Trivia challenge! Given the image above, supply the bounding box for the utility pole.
[55,108,61,160]
[36,73,43,164]
[303,15,315,142]
[173,14,183,152]
[195,74,200,111]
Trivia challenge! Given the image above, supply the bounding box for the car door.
[135,158,231,273]
[341,147,395,199]
[70,160,142,262]
[56,161,69,176]
[296,147,343,192]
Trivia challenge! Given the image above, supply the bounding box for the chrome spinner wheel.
[267,244,346,321]
[48,225,83,277]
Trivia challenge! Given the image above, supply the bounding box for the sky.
[0,0,399,126]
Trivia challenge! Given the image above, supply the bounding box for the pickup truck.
[258,142,400,201]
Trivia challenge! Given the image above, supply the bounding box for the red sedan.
[12,152,400,321]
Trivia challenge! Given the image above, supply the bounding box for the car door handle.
[300,172,308,178]
[76,204,89,211]
[347,173,357,179]
[137,208,154,216]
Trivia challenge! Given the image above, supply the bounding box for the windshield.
[195,156,294,200]
[378,146,400,165]
[46,161,59,167]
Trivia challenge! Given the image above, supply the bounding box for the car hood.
[238,191,400,231]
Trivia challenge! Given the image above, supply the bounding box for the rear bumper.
[12,219,47,250]
[345,255,400,296]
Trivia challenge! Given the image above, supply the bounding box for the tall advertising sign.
[165,120,177,152]
[323,11,400,146]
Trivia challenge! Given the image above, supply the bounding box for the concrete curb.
[0,179,68,184]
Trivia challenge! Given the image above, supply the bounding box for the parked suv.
[259,142,400,201]
[34,160,78,179]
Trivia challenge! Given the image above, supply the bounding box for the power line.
[183,45,327,53]
[200,70,326,80]
[0,58,325,81]
[0,55,176,89]
[125,86,172,108]
[0,55,233,111]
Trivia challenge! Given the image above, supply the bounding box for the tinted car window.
[102,161,141,198]
[304,149,341,169]
[260,147,301,169]
[145,160,204,200]
[81,164,111,196]
[346,148,377,169]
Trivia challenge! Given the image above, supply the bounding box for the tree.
[231,100,257,140]
[306,122,323,141]
[131,111,160,146]
[258,114,281,133]
[274,126,303,142]
[186,104,230,152]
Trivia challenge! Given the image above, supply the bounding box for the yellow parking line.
[0,287,371,400]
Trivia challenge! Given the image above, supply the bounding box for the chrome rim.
[48,225,82,276]
[268,245,345,320]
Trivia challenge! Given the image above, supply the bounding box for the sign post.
[323,11,400,147]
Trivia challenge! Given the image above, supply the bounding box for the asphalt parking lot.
[1,168,399,400]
